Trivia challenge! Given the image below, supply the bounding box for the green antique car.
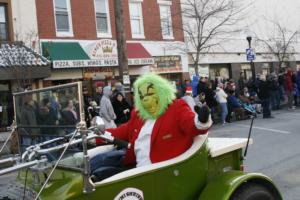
[0,83,282,200]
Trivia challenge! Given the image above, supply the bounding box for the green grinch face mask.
[138,83,159,116]
[134,74,176,120]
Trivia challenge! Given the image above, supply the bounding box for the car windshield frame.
[13,82,85,170]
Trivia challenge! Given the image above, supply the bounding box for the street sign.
[246,48,255,61]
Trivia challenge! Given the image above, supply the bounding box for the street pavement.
[0,109,299,199]
[210,108,300,200]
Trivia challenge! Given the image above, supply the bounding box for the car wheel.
[0,181,39,200]
[230,183,278,200]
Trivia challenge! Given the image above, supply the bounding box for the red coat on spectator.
[285,69,294,92]
[97,99,209,166]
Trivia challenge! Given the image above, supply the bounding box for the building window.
[0,4,8,41]
[129,1,144,38]
[54,0,73,36]
[159,5,173,39]
[94,0,111,37]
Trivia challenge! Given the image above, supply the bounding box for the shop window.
[209,66,230,80]
[241,64,252,80]
[94,0,111,37]
[129,1,144,38]
[159,4,173,39]
[54,0,73,37]
[0,4,8,41]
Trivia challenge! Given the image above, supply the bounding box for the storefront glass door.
[0,82,11,129]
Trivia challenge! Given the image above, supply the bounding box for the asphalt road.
[210,108,300,200]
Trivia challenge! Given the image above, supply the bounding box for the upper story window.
[94,0,111,37]
[129,1,144,39]
[54,0,73,37]
[0,4,8,41]
[159,4,173,39]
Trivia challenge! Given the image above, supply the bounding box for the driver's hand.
[194,105,210,123]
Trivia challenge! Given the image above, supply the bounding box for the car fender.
[199,170,282,200]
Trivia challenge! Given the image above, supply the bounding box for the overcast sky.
[246,0,300,38]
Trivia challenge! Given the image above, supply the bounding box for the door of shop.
[0,82,11,130]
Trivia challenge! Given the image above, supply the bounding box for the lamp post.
[246,36,256,82]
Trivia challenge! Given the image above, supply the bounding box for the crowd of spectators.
[178,67,300,125]
[83,82,132,129]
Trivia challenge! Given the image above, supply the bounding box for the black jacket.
[258,80,271,100]
[112,95,131,125]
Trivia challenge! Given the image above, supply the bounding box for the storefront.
[0,81,10,130]
[209,64,231,81]
[41,39,154,94]
[151,55,186,84]
[0,42,50,129]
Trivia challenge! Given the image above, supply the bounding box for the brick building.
[35,0,189,90]
[0,0,50,129]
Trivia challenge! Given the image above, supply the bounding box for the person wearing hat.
[258,74,273,118]
[215,83,228,125]
[100,86,117,128]
[181,86,197,112]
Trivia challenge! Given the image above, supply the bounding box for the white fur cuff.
[194,114,212,130]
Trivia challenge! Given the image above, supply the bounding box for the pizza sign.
[90,39,118,59]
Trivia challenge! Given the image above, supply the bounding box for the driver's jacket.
[96,99,209,166]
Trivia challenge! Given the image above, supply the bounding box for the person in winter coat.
[61,100,79,125]
[197,77,207,97]
[215,83,228,125]
[227,90,245,121]
[297,69,300,105]
[112,82,125,100]
[94,85,103,106]
[258,74,273,118]
[100,86,117,128]
[191,75,199,97]
[181,86,196,112]
[20,96,39,149]
[112,92,132,126]
[293,82,299,107]
[277,70,286,101]
[285,68,294,109]
[181,79,191,96]
[83,87,92,127]
[269,74,280,110]
[204,82,218,123]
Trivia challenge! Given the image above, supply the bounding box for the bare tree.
[179,0,248,76]
[255,21,299,72]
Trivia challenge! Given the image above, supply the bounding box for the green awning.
[42,42,89,60]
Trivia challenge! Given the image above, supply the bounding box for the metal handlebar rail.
[0,121,17,155]
[0,120,128,200]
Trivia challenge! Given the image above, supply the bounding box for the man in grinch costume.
[92,74,211,180]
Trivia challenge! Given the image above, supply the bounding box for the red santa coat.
[97,99,209,166]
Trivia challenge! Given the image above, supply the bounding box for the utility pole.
[114,0,130,93]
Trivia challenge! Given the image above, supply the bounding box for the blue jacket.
[294,83,299,97]
[191,75,199,97]
[227,95,241,108]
